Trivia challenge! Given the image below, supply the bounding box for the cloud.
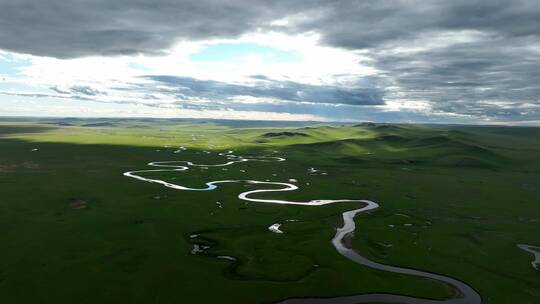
[0,0,321,58]
[2,1,538,59]
[286,1,540,121]
[282,1,540,50]
[1,0,539,123]
[0,89,98,101]
[369,33,540,121]
[51,85,107,96]
[139,75,384,106]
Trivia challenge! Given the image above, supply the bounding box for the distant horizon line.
[1,115,540,128]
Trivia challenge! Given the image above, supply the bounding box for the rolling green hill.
[0,118,539,303]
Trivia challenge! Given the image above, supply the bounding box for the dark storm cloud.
[282,0,540,121]
[140,75,384,106]
[285,0,540,50]
[0,0,322,58]
[371,35,540,120]
[3,0,536,58]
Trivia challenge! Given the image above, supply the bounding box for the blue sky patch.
[190,43,302,63]
[0,54,31,76]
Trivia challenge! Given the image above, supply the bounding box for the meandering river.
[124,150,482,304]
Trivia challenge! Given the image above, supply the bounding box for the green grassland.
[0,118,539,303]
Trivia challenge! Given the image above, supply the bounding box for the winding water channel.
[517,244,540,271]
[124,150,482,304]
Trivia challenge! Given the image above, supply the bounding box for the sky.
[0,1,539,124]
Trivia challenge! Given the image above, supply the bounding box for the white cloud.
[1,31,386,120]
